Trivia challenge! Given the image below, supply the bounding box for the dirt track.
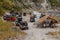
[22,15,60,40]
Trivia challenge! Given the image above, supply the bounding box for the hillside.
[0,0,60,16]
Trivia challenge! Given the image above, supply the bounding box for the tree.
[0,0,22,16]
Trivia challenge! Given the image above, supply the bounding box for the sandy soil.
[22,15,60,40]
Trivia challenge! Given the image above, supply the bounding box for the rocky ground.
[21,14,60,40]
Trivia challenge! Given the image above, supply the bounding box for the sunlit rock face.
[23,0,32,3]
[57,0,60,2]
[14,0,51,10]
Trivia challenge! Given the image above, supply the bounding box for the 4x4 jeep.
[15,21,28,30]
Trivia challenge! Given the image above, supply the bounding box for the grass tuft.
[0,17,26,40]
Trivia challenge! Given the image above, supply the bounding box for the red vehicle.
[3,15,16,21]
[11,17,16,21]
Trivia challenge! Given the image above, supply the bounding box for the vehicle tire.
[3,16,6,20]
[15,23,19,26]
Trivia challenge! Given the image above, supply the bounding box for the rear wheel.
[16,23,19,26]
[20,26,28,30]
[50,24,55,28]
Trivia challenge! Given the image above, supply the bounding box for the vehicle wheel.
[16,23,19,26]
[50,24,55,28]
[20,26,28,30]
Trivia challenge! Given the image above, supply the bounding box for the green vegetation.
[0,0,22,16]
[0,17,26,40]
[48,0,60,7]
[32,0,40,3]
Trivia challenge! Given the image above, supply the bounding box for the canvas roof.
[36,15,60,25]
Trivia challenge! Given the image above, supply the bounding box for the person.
[23,13,26,16]
[30,16,35,22]
[15,12,19,16]
[29,13,32,15]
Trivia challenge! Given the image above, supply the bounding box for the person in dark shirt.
[30,16,35,22]
[23,13,26,16]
